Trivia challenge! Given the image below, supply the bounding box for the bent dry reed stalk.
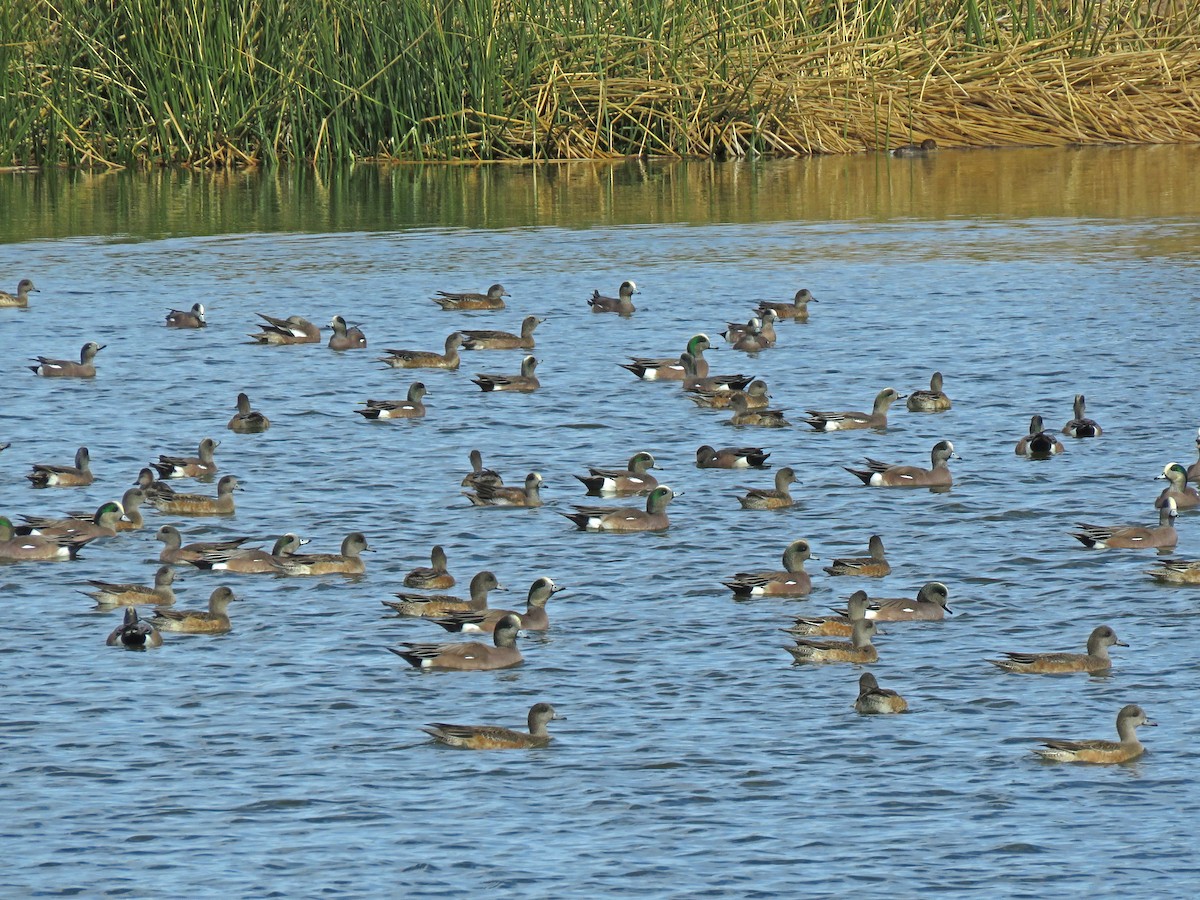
[1,0,1198,168]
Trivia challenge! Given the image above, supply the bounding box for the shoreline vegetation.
[2,0,1198,169]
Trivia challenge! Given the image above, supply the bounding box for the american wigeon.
[82,565,177,608]
[106,607,163,649]
[1015,415,1065,457]
[729,318,773,353]
[562,485,677,532]
[840,581,951,621]
[249,312,321,344]
[404,545,455,590]
[687,379,771,410]
[783,590,871,636]
[148,474,241,516]
[1062,394,1102,437]
[728,393,790,427]
[722,539,814,597]
[378,333,462,369]
[1031,704,1154,763]
[987,624,1127,674]
[786,619,879,664]
[1145,558,1200,584]
[620,334,713,381]
[152,437,219,479]
[892,138,938,157]
[1154,462,1200,509]
[461,449,503,488]
[165,303,206,328]
[0,278,38,308]
[328,315,367,350]
[736,467,797,509]
[0,516,91,560]
[805,388,904,431]
[823,534,890,577]
[422,702,560,749]
[275,532,371,576]
[150,586,237,634]
[28,341,103,377]
[845,440,959,489]
[679,352,754,394]
[695,445,770,468]
[587,280,638,315]
[756,289,815,321]
[384,570,504,617]
[155,525,251,564]
[906,371,951,412]
[184,533,309,573]
[26,446,93,487]
[1071,498,1178,550]
[461,315,543,351]
[472,355,540,392]
[133,468,177,503]
[357,383,428,420]
[227,393,270,433]
[464,472,543,507]
[575,451,660,495]
[1188,427,1200,484]
[388,613,523,670]
[432,283,509,310]
[434,576,562,633]
[854,672,908,714]
[723,310,777,346]
[21,500,124,540]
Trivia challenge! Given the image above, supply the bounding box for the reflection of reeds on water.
[2,0,1197,166]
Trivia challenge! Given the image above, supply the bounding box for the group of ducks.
[2,273,1185,757]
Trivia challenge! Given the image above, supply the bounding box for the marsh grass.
[2,0,1197,167]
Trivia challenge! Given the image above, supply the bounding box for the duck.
[165,303,206,328]
[728,393,790,427]
[695,445,770,469]
[679,352,755,394]
[892,138,938,157]
[1062,394,1102,437]
[906,372,951,412]
[422,702,560,749]
[275,532,371,576]
[434,576,562,633]
[587,280,638,315]
[783,591,871,637]
[151,437,220,479]
[562,485,677,532]
[403,545,455,590]
[823,534,890,577]
[736,467,797,509]
[472,355,540,392]
[184,533,309,574]
[575,451,660,495]
[384,570,504,618]
[1154,462,1200,510]
[249,312,321,344]
[687,379,771,410]
[722,310,777,347]
[722,539,815,597]
[460,315,543,351]
[837,581,951,621]
[620,334,712,381]
[378,333,462,369]
[986,624,1127,674]
[1015,415,1065,458]
[328,315,367,350]
[756,288,815,322]
[786,619,879,664]
[845,440,959,489]
[26,446,94,487]
[133,468,177,503]
[20,500,124,540]
[82,565,177,608]
[1071,498,1178,550]
[0,278,38,308]
[155,526,251,565]
[461,449,503,489]
[1031,704,1154,763]
[464,472,543,507]
[854,672,908,714]
[28,341,104,378]
[388,614,523,670]
[1145,558,1200,584]
[0,516,92,561]
[1188,427,1200,484]
[432,283,509,311]
[148,474,241,516]
[227,393,270,433]
[150,586,237,634]
[356,383,429,420]
[105,607,163,649]
[805,388,904,431]
[729,317,773,353]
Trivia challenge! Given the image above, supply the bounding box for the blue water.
[1,150,1199,897]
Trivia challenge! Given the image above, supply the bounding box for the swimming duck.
[0,278,38,308]
[460,315,543,351]
[1145,558,1200,584]
[26,446,94,487]
[472,355,540,392]
[1071,498,1178,550]
[1015,415,1065,458]
[432,283,509,311]
[422,702,560,749]
[461,449,503,489]
[587,280,638,315]
[384,570,504,618]
[105,607,163,649]
[562,485,677,532]
[434,576,562,633]
[783,591,871,637]
[1062,394,1102,437]
[736,467,797,509]
[328,315,367,350]
[987,624,1127,674]
[892,138,938,157]
[756,288,815,322]
[155,525,251,565]
[837,581,951,621]
[844,440,958,489]
[378,333,462,369]
[184,533,309,573]
[722,310,777,347]
[148,474,241,516]
[227,393,270,433]
[151,437,220,479]
[28,341,104,378]
[854,672,908,714]
[687,380,771,410]
[82,565,177,608]
[1031,704,1153,763]
[249,312,321,344]
[403,545,455,590]
[165,303,206,328]
[150,586,238,634]
[695,445,771,469]
[786,619,879,664]
[729,317,773,353]
[722,539,815,598]
[0,516,92,560]
[464,472,543,507]
[1154,462,1200,509]
[275,532,371,576]
[388,613,523,670]
[20,500,124,540]
[805,388,904,431]
[728,393,790,427]
[575,451,660,496]
[357,383,429,420]
[823,535,890,577]
[679,352,754,394]
[906,371,952,412]
[620,334,712,381]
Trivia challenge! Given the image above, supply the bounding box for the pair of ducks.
[723,535,888,599]
[1014,396,1104,457]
